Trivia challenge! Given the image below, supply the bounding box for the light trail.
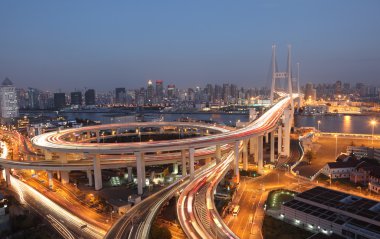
[10,176,105,239]
[46,214,76,239]
[177,94,298,239]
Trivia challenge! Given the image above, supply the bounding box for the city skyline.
[1,1,380,91]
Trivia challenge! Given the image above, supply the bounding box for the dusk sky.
[0,1,379,92]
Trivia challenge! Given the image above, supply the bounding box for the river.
[294,114,379,135]
[22,111,380,135]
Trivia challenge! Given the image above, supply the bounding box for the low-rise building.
[281,187,380,239]
[368,169,380,194]
[347,146,380,163]
[321,155,363,179]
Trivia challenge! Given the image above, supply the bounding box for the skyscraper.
[305,83,316,101]
[222,83,230,104]
[167,84,175,99]
[146,80,154,103]
[0,78,19,122]
[85,89,96,105]
[70,91,82,106]
[155,80,163,102]
[54,92,66,109]
[115,88,126,104]
[28,88,40,109]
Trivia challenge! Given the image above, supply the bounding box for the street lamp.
[110,210,115,222]
[368,182,372,196]
[329,174,332,187]
[101,132,105,143]
[357,186,361,194]
[370,120,377,146]
[317,120,321,132]
[334,134,338,159]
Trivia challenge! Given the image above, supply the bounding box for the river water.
[24,111,379,135]
[294,114,379,135]
[26,111,248,126]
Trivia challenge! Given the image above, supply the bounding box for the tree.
[304,150,316,164]
[150,224,172,239]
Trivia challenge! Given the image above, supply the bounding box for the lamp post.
[370,120,377,146]
[329,174,332,187]
[110,210,114,223]
[368,182,372,196]
[334,134,338,159]
[317,120,321,132]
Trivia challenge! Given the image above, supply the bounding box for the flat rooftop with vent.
[280,186,380,239]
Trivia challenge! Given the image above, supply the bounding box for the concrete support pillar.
[173,163,179,174]
[249,137,255,155]
[86,170,93,186]
[141,153,146,187]
[283,109,292,157]
[5,168,10,186]
[93,155,102,190]
[135,151,143,195]
[278,126,283,156]
[258,135,264,173]
[127,167,133,182]
[243,140,248,171]
[47,171,53,188]
[189,148,195,179]
[254,136,259,163]
[215,144,221,163]
[270,131,275,163]
[58,153,68,163]
[181,149,187,177]
[234,141,240,183]
[96,131,100,143]
[60,171,69,184]
[44,150,52,160]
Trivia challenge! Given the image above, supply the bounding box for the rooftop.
[295,187,380,222]
[2,78,13,86]
[283,187,380,236]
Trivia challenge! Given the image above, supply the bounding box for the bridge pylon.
[270,44,294,109]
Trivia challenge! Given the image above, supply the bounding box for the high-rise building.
[0,78,19,121]
[155,80,164,101]
[205,84,213,102]
[334,81,342,94]
[28,88,40,109]
[54,92,66,109]
[167,84,175,99]
[304,83,316,101]
[135,88,146,106]
[146,80,154,103]
[222,83,230,104]
[214,84,222,103]
[70,91,82,106]
[16,88,28,110]
[39,91,53,109]
[115,88,126,104]
[85,89,96,105]
[356,83,366,97]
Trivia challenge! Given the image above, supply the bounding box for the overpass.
[1,45,300,239]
